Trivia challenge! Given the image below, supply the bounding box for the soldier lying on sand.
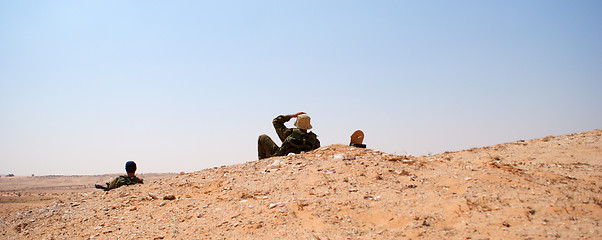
[95,161,143,191]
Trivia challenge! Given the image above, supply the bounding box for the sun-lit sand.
[1,130,600,239]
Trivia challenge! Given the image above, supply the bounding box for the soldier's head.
[125,161,137,176]
[294,114,312,131]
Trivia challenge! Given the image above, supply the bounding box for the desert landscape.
[1,130,600,239]
[0,174,176,217]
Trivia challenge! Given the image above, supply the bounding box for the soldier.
[258,112,320,159]
[95,161,143,191]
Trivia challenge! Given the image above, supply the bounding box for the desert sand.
[1,130,600,239]
[0,174,176,216]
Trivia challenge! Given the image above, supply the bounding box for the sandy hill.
[1,130,601,239]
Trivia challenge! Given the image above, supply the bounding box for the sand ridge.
[1,130,601,239]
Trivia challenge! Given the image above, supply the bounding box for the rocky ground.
[0,174,176,216]
[1,130,601,239]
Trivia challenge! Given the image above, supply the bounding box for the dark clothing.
[258,134,279,159]
[106,175,143,190]
[258,115,320,159]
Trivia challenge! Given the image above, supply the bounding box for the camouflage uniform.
[258,115,320,159]
[107,175,144,190]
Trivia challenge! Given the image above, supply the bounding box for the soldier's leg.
[258,134,278,159]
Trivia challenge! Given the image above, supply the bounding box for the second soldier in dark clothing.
[258,112,320,159]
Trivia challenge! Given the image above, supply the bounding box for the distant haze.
[1,1,601,176]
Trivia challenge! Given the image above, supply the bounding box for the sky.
[1,1,601,176]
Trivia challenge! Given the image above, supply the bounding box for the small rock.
[163,194,176,200]
[148,193,157,199]
[393,170,412,176]
[267,160,283,169]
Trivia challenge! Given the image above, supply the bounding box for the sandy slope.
[1,130,600,239]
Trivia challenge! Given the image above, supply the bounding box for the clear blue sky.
[1,1,601,176]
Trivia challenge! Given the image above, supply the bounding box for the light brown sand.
[0,174,175,216]
[1,130,600,239]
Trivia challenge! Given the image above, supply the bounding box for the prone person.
[95,161,143,191]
